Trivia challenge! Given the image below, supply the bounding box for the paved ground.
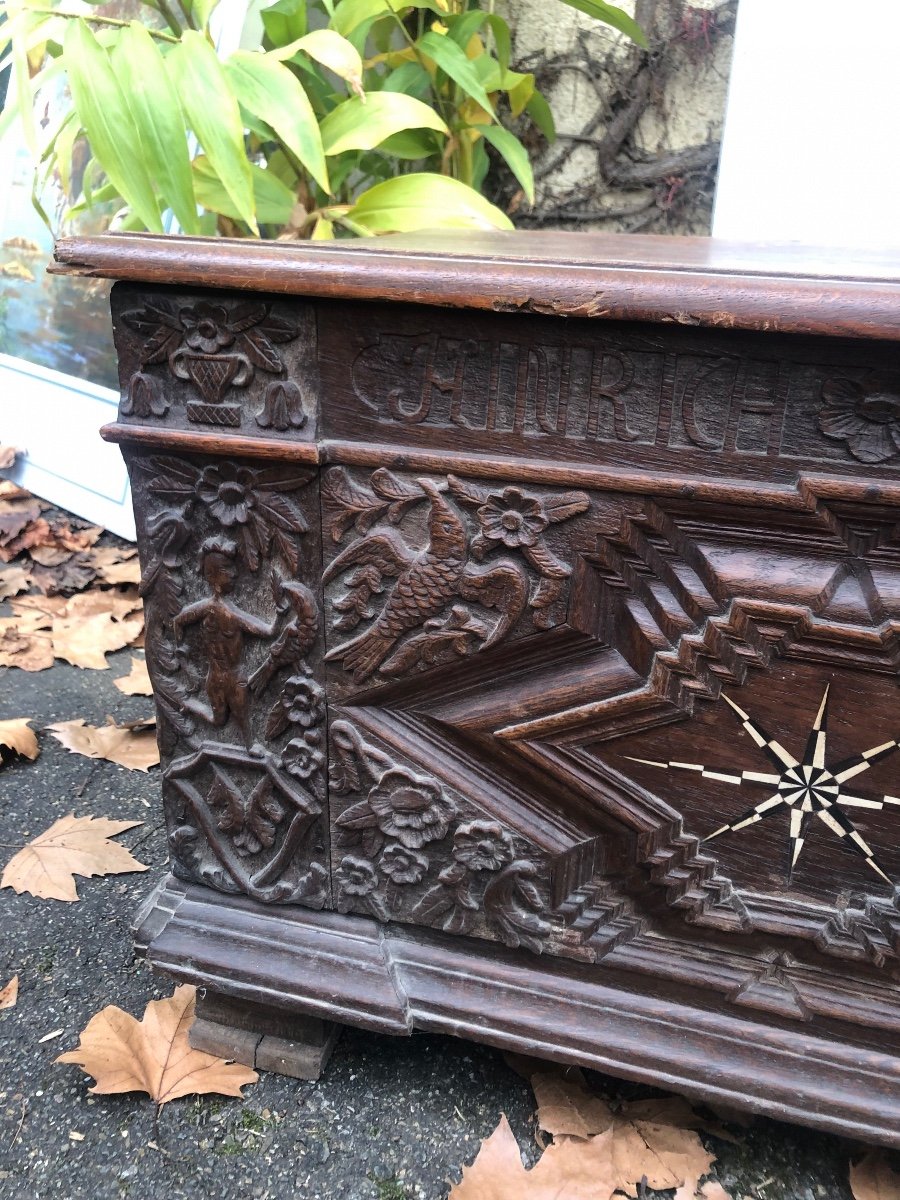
[0,647,883,1199]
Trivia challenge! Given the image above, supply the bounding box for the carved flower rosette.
[818,373,900,464]
[329,720,557,954]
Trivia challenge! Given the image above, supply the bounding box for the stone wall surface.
[501,0,737,234]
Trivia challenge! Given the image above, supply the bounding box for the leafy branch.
[0,0,644,239]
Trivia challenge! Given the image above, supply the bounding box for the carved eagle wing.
[322,528,415,586]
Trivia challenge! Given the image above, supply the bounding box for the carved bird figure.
[324,479,470,681]
[249,577,318,694]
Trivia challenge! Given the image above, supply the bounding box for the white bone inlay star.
[625,684,900,884]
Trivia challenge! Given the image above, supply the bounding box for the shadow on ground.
[0,650,879,1199]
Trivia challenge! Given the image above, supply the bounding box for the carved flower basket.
[55,230,900,1146]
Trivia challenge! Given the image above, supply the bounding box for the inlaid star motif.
[626,686,900,884]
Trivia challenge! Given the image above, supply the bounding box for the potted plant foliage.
[0,0,643,238]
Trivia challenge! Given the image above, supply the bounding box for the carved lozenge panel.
[111,284,316,438]
[318,301,900,481]
[125,449,329,906]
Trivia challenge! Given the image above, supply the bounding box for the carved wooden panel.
[79,232,900,1145]
[318,302,900,481]
[112,284,316,439]
[319,463,900,1025]
[126,449,329,905]
[112,281,900,1050]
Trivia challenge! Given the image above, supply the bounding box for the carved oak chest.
[55,231,900,1146]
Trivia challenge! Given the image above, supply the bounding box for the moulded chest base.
[138,874,900,1148]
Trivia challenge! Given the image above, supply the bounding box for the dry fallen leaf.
[450,1115,619,1200]
[56,984,258,1105]
[1,813,148,901]
[0,591,143,671]
[0,620,54,671]
[86,545,141,586]
[0,975,18,1009]
[0,564,31,600]
[0,718,39,762]
[850,1152,900,1200]
[531,1069,613,1138]
[47,718,159,772]
[674,1178,734,1200]
[530,1070,715,1198]
[114,656,153,696]
[52,610,144,670]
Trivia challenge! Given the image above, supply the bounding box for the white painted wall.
[0,355,135,539]
[713,0,900,246]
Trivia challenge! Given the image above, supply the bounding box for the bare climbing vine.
[494,0,737,235]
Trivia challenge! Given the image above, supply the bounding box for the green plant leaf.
[62,19,162,231]
[193,155,297,226]
[473,124,534,203]
[330,0,443,38]
[112,23,198,234]
[311,215,334,239]
[558,0,646,46]
[273,29,363,95]
[191,0,224,32]
[166,29,257,233]
[320,92,447,155]
[526,90,555,142]
[226,50,329,192]
[346,172,512,233]
[446,11,510,73]
[376,129,440,159]
[505,70,535,118]
[380,60,432,100]
[261,0,307,47]
[0,53,65,146]
[416,31,495,121]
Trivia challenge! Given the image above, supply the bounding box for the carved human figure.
[173,537,276,746]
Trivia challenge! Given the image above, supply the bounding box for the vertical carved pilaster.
[114,275,330,907]
[127,450,329,906]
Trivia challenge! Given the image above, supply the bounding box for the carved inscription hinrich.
[317,309,900,471]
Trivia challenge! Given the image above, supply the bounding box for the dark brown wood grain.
[81,230,900,1146]
[54,231,900,339]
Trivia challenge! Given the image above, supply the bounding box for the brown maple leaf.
[114,656,153,696]
[52,610,144,670]
[0,718,39,763]
[0,619,54,671]
[86,545,142,586]
[56,984,258,1105]
[1,814,148,901]
[850,1152,900,1200]
[0,975,18,1010]
[449,1115,619,1199]
[47,718,159,772]
[531,1069,716,1198]
[0,564,32,600]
